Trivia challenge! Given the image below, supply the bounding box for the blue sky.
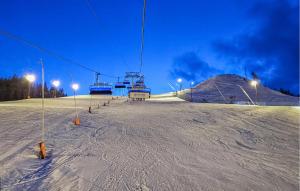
[0,0,298,95]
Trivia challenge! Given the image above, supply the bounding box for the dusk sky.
[0,0,298,95]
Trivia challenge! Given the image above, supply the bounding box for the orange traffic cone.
[39,142,46,159]
[73,117,80,125]
[88,106,92,113]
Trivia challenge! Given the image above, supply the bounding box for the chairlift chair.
[89,72,112,95]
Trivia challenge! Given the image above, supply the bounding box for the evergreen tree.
[0,75,67,101]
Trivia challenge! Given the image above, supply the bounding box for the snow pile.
[178,74,299,106]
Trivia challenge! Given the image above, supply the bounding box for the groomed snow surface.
[0,96,299,190]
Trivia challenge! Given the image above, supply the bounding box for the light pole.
[52,80,60,98]
[250,80,258,105]
[25,74,36,99]
[39,59,46,159]
[190,81,194,102]
[177,78,182,91]
[72,83,80,125]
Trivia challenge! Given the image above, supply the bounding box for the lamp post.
[72,83,80,125]
[177,78,182,91]
[25,74,36,99]
[52,80,60,98]
[250,80,258,105]
[190,81,194,102]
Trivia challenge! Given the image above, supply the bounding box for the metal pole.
[74,90,78,118]
[41,59,45,142]
[255,85,258,105]
[28,83,31,99]
[214,84,227,103]
[238,85,255,105]
[190,85,192,102]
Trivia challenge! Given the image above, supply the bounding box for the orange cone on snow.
[39,142,46,159]
[73,117,80,125]
[88,106,92,113]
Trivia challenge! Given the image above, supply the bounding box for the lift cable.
[139,0,147,74]
[0,28,119,79]
[85,0,103,27]
[84,0,126,81]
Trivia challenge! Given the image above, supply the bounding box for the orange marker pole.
[73,88,80,125]
[40,59,46,159]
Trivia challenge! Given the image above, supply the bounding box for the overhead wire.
[139,0,147,73]
[0,28,98,73]
[0,28,120,79]
[84,0,128,81]
[85,0,103,25]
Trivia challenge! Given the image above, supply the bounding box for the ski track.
[0,97,299,190]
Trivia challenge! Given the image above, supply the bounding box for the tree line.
[0,75,67,101]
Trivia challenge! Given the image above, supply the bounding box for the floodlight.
[52,80,60,88]
[25,74,36,83]
[177,78,182,83]
[72,83,79,91]
[250,80,258,87]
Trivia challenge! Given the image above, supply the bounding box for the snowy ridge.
[178,74,299,106]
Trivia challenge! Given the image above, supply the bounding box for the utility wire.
[0,28,98,73]
[85,0,103,27]
[0,28,121,79]
[139,0,147,73]
[84,0,127,81]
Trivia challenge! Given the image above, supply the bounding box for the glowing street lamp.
[190,81,194,102]
[25,74,36,99]
[52,80,60,88]
[52,80,60,98]
[71,83,80,125]
[250,80,259,105]
[25,74,36,83]
[250,80,258,87]
[72,83,79,91]
[177,78,183,91]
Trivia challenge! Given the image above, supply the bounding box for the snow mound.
[178,74,299,106]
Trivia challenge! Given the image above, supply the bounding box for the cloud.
[213,0,299,92]
[169,52,219,82]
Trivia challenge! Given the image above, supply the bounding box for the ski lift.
[89,72,112,95]
[115,82,126,88]
[115,77,126,88]
[123,80,130,85]
[125,72,151,100]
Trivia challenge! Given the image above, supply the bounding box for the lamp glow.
[72,83,79,91]
[52,80,60,88]
[177,78,182,83]
[250,80,258,87]
[250,80,259,105]
[25,74,36,83]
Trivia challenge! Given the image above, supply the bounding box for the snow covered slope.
[178,74,299,106]
[0,97,299,190]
